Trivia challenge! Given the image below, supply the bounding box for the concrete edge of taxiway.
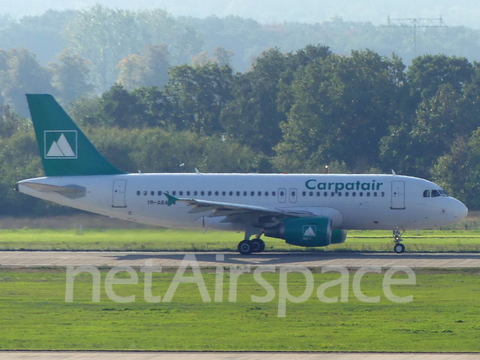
[1,251,480,268]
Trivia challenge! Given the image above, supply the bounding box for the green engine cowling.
[331,229,347,244]
[264,217,332,247]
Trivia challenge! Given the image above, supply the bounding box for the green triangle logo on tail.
[26,94,126,177]
[44,131,77,159]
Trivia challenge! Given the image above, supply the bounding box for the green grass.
[0,268,479,351]
[1,228,480,252]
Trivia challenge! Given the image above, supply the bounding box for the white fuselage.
[18,173,468,232]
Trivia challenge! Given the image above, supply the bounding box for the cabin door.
[112,179,127,208]
[391,181,405,210]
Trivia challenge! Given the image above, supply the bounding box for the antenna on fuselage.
[391,169,397,175]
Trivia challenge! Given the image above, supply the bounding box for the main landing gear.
[237,238,266,255]
[237,226,266,255]
[393,229,405,254]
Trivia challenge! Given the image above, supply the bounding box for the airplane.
[15,94,468,255]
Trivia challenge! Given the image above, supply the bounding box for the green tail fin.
[26,94,126,176]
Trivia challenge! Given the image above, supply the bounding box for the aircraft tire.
[238,240,253,255]
[394,243,405,254]
[251,238,266,253]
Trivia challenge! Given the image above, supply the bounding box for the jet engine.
[264,217,348,247]
[331,229,348,244]
[264,217,332,247]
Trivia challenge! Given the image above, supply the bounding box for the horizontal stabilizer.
[20,182,86,199]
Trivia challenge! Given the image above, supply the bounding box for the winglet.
[165,193,178,206]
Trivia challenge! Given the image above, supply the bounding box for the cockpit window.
[438,190,449,197]
[424,189,449,198]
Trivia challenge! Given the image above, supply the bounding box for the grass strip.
[0,267,479,351]
[0,228,480,252]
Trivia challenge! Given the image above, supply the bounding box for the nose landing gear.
[393,229,405,253]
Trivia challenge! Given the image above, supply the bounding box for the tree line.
[2,45,480,215]
[4,5,480,104]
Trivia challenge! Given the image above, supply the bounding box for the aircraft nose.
[450,198,468,221]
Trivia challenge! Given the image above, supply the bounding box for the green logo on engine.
[303,225,316,239]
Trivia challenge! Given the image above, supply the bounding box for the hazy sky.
[1,0,479,28]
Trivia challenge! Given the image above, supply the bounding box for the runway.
[1,251,480,268]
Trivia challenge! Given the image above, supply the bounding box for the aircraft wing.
[164,193,315,224]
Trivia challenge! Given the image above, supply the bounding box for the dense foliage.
[2,6,480,213]
[2,44,480,214]
[3,6,480,99]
